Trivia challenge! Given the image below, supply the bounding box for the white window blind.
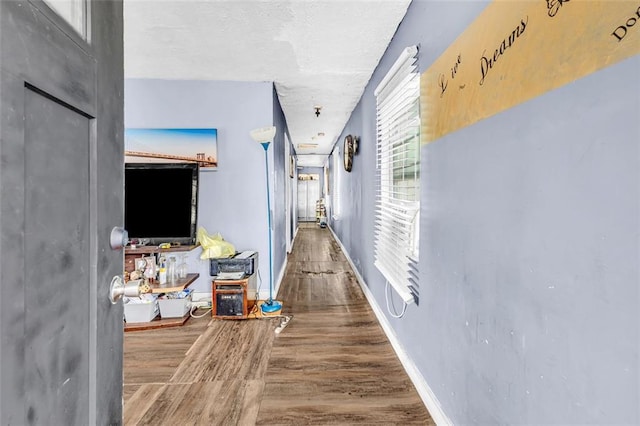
[374,46,420,305]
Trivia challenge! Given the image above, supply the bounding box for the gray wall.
[125,79,284,295]
[330,1,639,424]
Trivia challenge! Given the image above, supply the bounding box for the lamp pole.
[260,141,281,313]
[250,126,281,314]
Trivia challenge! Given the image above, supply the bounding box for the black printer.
[209,251,258,276]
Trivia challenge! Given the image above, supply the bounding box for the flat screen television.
[124,163,199,245]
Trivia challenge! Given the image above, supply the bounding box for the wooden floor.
[124,223,433,425]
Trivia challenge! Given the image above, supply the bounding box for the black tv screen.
[124,163,199,245]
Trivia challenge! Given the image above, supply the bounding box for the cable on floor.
[189,304,212,318]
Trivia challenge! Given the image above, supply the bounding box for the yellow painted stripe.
[420,0,640,144]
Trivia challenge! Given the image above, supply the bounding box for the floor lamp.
[250,126,282,314]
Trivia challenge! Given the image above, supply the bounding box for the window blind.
[374,46,420,304]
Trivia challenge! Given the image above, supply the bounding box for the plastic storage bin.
[124,300,159,323]
[158,292,192,318]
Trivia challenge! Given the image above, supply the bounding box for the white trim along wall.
[329,225,452,425]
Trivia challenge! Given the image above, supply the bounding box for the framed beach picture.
[125,128,218,170]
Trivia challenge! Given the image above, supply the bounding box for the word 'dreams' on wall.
[420,1,640,144]
[479,17,528,86]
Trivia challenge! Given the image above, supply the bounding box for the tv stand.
[124,273,199,332]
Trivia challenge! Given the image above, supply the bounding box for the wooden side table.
[212,278,249,319]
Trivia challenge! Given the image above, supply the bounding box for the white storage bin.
[158,293,192,318]
[124,300,159,323]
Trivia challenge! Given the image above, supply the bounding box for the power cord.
[247,302,260,318]
[189,303,212,318]
[255,269,263,301]
[385,280,408,318]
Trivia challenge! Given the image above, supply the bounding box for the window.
[332,146,341,219]
[374,46,420,304]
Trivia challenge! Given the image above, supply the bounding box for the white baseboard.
[293,224,299,243]
[273,253,287,299]
[328,226,453,426]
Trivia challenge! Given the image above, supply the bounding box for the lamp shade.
[250,126,276,143]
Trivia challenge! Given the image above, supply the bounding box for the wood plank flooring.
[124,223,433,425]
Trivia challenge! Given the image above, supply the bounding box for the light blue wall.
[272,86,289,290]
[125,79,281,294]
[330,1,639,424]
[330,105,368,274]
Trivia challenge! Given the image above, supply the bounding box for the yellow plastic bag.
[197,227,236,259]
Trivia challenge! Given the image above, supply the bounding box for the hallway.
[124,223,433,424]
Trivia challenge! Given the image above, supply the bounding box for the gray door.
[0,0,124,424]
[296,179,308,221]
[297,176,320,222]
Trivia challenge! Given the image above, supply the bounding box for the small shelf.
[124,315,191,332]
[316,198,327,227]
[124,244,200,274]
[147,273,199,294]
[124,244,199,255]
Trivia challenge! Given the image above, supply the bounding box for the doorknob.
[110,227,128,250]
[109,276,148,304]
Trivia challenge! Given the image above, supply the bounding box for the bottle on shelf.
[158,255,167,284]
[167,256,177,284]
[178,254,188,279]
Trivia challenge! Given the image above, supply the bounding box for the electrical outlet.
[275,315,292,334]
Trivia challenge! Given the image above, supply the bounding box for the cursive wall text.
[479,17,529,85]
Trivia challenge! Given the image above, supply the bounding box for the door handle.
[110,227,128,250]
[109,276,149,304]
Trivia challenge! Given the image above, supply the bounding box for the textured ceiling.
[124,0,410,167]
